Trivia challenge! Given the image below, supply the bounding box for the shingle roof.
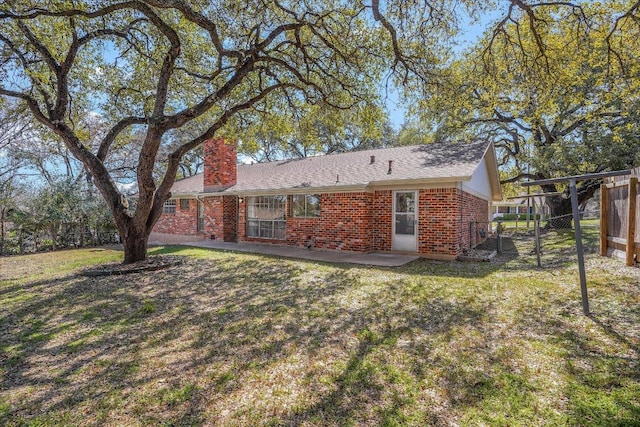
[170,140,492,196]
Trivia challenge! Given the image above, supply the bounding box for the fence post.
[570,178,589,316]
[600,183,608,257]
[535,217,541,267]
[627,177,638,266]
[533,199,541,267]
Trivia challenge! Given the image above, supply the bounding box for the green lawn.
[1,230,639,426]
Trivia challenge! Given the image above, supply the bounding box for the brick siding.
[373,188,488,257]
[222,195,237,242]
[155,189,490,258]
[153,198,199,235]
[203,137,237,191]
[372,191,392,251]
[195,195,237,241]
[239,193,373,252]
[417,188,461,257]
[201,196,224,240]
[286,193,374,252]
[459,190,490,250]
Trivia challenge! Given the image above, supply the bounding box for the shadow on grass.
[561,311,640,426]
[503,274,640,427]
[0,251,496,425]
[148,238,523,281]
[2,240,639,426]
[589,314,640,358]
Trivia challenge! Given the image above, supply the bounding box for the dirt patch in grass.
[1,232,639,426]
[80,255,183,276]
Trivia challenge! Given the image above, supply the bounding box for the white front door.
[392,191,418,251]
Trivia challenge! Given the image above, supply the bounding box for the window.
[291,194,321,218]
[163,199,176,214]
[197,200,204,231]
[246,195,286,239]
[180,198,190,210]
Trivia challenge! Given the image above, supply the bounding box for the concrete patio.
[177,239,420,267]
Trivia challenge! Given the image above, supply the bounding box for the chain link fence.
[0,227,120,256]
[468,209,602,266]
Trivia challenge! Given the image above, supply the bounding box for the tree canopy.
[0,0,465,262]
[4,0,638,259]
[407,0,640,220]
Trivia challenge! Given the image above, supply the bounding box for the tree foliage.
[0,0,465,262]
[238,102,397,161]
[408,0,640,222]
[2,178,117,254]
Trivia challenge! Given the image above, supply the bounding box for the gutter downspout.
[235,195,240,243]
[196,195,205,237]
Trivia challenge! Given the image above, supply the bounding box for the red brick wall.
[156,188,489,257]
[373,191,392,251]
[372,188,489,258]
[302,192,373,252]
[222,196,237,242]
[459,190,490,250]
[154,195,238,241]
[417,188,461,257]
[153,198,198,235]
[237,198,246,241]
[203,137,237,191]
[198,195,237,241]
[240,193,374,252]
[202,196,224,239]
[286,216,319,248]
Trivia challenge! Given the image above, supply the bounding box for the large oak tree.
[407,0,640,225]
[0,0,463,262]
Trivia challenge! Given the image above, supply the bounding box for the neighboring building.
[492,196,550,220]
[152,138,502,260]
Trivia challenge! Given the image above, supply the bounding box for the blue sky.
[384,6,500,128]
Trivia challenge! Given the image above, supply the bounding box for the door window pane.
[395,192,415,213]
[395,214,415,235]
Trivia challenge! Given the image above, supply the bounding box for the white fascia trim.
[368,177,470,190]
[168,193,201,199]
[198,184,370,197]
[460,185,493,202]
[176,177,475,198]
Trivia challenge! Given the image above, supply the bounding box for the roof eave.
[483,142,503,201]
[200,183,370,196]
[368,176,471,189]
[170,177,476,197]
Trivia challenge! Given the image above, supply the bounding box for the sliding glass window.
[246,196,286,239]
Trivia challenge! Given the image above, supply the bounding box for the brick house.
[153,138,502,260]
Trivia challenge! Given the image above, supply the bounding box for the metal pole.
[569,178,589,315]
[534,197,541,267]
[526,186,531,228]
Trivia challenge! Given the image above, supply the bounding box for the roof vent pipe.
[370,155,375,164]
[387,160,393,174]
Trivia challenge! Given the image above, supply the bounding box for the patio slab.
[180,239,420,267]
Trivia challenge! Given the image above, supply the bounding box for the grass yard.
[1,230,639,426]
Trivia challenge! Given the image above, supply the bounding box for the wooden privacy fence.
[600,167,640,266]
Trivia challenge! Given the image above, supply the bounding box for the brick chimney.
[203,137,237,191]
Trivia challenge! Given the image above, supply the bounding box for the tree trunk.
[545,195,574,229]
[0,209,5,255]
[122,226,150,264]
[543,178,602,229]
